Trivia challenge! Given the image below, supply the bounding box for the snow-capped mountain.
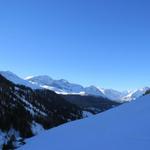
[19,93,150,150]
[84,86,106,97]
[0,74,83,149]
[26,76,106,97]
[121,87,150,101]
[0,71,149,102]
[99,88,127,101]
[0,71,120,117]
[26,75,84,93]
[1,71,150,149]
[26,75,149,101]
[0,71,39,89]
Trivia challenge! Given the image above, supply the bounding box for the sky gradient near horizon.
[0,0,150,91]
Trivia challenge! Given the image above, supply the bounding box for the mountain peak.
[57,79,69,83]
[0,71,39,89]
[27,75,53,86]
[0,70,18,77]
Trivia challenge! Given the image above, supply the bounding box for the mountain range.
[0,70,149,149]
[0,71,149,102]
[0,73,83,149]
[0,71,119,149]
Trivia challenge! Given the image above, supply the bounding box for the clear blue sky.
[0,0,150,91]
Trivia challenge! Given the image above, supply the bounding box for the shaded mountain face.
[62,95,121,115]
[0,75,82,149]
[144,89,150,95]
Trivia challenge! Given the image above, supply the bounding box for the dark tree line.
[0,75,83,149]
[144,89,150,95]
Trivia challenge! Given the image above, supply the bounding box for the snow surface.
[0,129,21,149]
[99,88,127,101]
[82,111,93,117]
[0,130,6,148]
[0,71,39,89]
[31,122,44,135]
[19,94,150,150]
[121,87,150,101]
[27,75,106,97]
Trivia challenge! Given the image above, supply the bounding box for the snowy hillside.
[26,76,106,97]
[99,88,127,101]
[0,74,82,149]
[121,87,150,101]
[26,75,149,101]
[0,71,39,89]
[20,94,150,150]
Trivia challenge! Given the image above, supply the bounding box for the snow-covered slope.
[0,74,83,148]
[99,88,127,101]
[26,75,149,101]
[99,88,150,102]
[19,94,150,150]
[0,71,39,89]
[26,76,106,97]
[84,86,106,97]
[121,87,150,101]
[26,75,84,93]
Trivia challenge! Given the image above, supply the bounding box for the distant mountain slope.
[0,71,39,89]
[20,94,150,150]
[26,75,106,97]
[0,71,149,102]
[0,75,82,149]
[121,87,150,101]
[145,89,150,95]
[62,95,120,114]
[27,75,149,101]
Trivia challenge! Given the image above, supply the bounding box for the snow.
[31,122,44,135]
[21,98,47,117]
[14,93,47,117]
[0,131,6,148]
[84,86,105,97]
[0,71,39,89]
[82,111,93,117]
[25,75,53,86]
[26,76,107,98]
[121,87,150,101]
[26,75,149,102]
[30,76,85,93]
[19,94,150,150]
[0,129,21,149]
[99,88,126,101]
